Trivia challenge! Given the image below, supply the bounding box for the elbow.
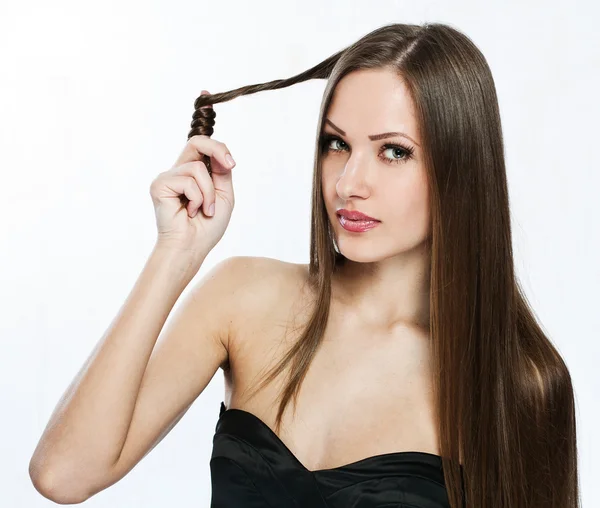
[29,460,90,505]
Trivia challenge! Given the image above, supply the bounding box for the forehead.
[326,68,417,137]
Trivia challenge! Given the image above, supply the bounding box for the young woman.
[29,22,580,508]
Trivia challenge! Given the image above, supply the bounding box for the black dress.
[210,401,459,507]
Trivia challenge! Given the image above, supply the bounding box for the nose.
[335,157,372,201]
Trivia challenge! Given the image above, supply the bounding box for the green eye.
[319,134,415,165]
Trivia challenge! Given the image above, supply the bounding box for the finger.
[172,160,216,217]
[173,89,231,171]
[164,175,204,216]
[171,135,235,175]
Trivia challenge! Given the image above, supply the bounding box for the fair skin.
[321,67,431,334]
[222,68,438,471]
[28,69,439,503]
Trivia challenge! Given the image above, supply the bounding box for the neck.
[331,241,431,332]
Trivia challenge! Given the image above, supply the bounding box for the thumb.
[211,157,235,201]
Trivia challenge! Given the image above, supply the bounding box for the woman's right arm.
[29,110,243,503]
[28,249,246,503]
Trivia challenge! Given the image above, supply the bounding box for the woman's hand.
[149,91,237,259]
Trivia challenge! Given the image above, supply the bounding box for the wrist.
[150,243,207,282]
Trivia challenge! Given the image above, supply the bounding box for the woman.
[29,22,580,508]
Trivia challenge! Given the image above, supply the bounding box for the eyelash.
[318,133,415,165]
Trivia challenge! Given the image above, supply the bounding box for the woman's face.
[320,68,431,263]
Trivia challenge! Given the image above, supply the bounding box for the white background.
[1,0,598,506]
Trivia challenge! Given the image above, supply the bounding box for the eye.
[322,136,347,152]
[319,133,415,165]
[382,146,413,163]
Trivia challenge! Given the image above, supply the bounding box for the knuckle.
[185,135,206,154]
[189,181,202,201]
[188,174,199,189]
[195,160,208,172]
[189,162,205,184]
[186,136,230,163]
[189,134,208,143]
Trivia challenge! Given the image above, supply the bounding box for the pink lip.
[337,214,381,232]
[337,208,379,222]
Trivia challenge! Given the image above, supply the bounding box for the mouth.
[336,214,381,232]
[336,208,379,222]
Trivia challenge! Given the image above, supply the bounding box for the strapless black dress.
[210,401,460,507]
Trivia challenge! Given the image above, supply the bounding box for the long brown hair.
[188,22,580,508]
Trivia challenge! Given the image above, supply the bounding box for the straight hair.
[188,22,580,508]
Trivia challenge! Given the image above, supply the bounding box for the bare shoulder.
[222,255,313,372]
[233,255,308,297]
[225,255,311,327]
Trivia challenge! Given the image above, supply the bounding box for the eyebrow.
[324,119,420,147]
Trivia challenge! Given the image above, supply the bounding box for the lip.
[337,208,379,221]
[337,214,381,232]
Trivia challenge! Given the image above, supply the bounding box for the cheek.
[384,172,430,239]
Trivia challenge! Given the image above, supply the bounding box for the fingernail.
[225,154,235,168]
[209,203,215,216]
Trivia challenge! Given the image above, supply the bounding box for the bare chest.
[222,275,439,471]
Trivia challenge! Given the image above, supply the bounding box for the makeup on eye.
[318,132,415,165]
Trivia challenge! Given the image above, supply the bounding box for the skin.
[321,67,432,334]
[27,70,441,502]
[224,69,439,471]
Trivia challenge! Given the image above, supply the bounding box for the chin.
[335,243,387,264]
